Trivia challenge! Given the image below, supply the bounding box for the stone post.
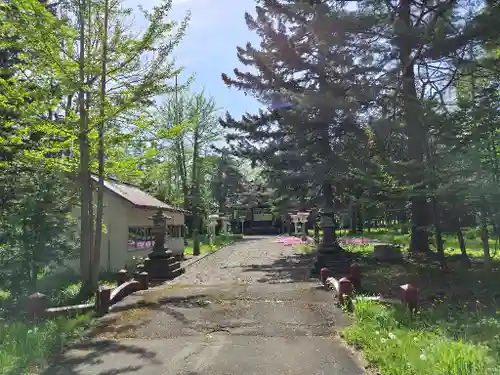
[138,272,149,290]
[26,292,48,320]
[95,288,111,315]
[239,216,246,235]
[117,269,128,285]
[290,214,299,235]
[320,267,329,285]
[400,284,419,314]
[349,263,362,291]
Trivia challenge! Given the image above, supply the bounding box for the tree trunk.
[398,0,430,253]
[357,202,363,234]
[349,200,358,235]
[431,196,447,270]
[93,0,109,291]
[320,182,339,249]
[191,120,201,256]
[78,0,93,292]
[480,198,492,271]
[457,227,467,257]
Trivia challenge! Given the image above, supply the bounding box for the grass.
[0,267,118,375]
[296,244,315,253]
[338,227,500,375]
[183,234,243,256]
[343,298,500,375]
[345,226,500,259]
[0,313,94,375]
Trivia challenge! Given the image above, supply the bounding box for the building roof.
[91,175,189,213]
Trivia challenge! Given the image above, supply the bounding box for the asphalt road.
[45,236,364,375]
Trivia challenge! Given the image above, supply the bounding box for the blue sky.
[126,0,262,118]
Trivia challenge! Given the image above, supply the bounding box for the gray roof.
[91,175,189,213]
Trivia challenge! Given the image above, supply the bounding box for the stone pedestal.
[373,244,403,262]
[145,249,183,281]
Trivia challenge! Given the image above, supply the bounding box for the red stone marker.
[399,284,419,313]
[138,271,149,290]
[339,277,353,296]
[95,288,111,315]
[320,267,329,285]
[27,292,48,319]
[117,269,128,285]
[349,263,362,291]
[338,277,353,305]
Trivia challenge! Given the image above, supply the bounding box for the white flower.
[380,338,387,343]
[413,337,419,342]
[388,333,396,340]
[375,330,380,336]
[420,354,426,361]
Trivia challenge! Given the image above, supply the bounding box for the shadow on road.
[240,252,317,283]
[42,339,160,375]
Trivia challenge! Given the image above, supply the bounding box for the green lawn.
[343,298,499,375]
[338,228,500,375]
[340,226,499,259]
[183,234,243,256]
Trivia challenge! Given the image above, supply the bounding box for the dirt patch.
[91,307,155,339]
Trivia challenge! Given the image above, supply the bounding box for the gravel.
[172,235,313,285]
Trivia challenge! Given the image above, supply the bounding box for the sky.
[125,0,263,118]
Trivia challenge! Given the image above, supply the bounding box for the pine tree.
[221,1,372,250]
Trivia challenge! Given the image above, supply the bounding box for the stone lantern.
[220,216,230,236]
[208,214,219,246]
[144,209,176,280]
[312,206,339,275]
[318,207,336,251]
[238,215,246,235]
[297,211,310,241]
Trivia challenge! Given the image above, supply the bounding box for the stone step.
[170,267,183,278]
[169,260,181,270]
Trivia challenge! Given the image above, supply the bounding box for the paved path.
[45,236,364,375]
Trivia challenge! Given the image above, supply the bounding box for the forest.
[1,0,500,374]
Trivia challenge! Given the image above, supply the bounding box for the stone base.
[144,250,184,280]
[311,250,343,276]
[372,244,403,262]
[316,241,338,253]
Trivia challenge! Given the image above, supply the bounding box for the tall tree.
[221,1,372,250]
